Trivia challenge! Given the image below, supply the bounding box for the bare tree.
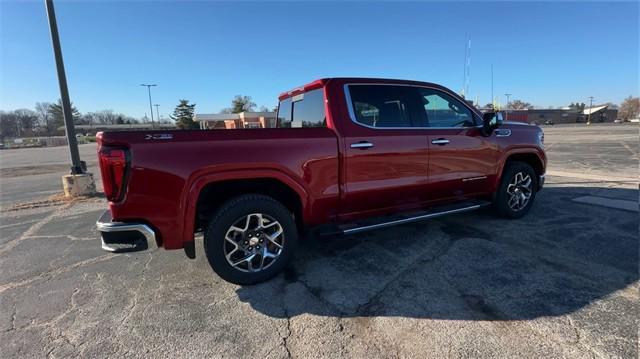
[14,109,38,136]
[618,96,640,121]
[35,102,55,135]
[568,102,586,112]
[0,111,19,140]
[94,110,118,124]
[508,100,533,110]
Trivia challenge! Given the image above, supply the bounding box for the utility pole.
[154,104,160,124]
[491,64,494,110]
[461,35,471,98]
[587,96,594,125]
[140,84,156,128]
[505,93,512,121]
[45,0,83,174]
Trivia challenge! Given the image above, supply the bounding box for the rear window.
[277,88,326,128]
[277,98,292,126]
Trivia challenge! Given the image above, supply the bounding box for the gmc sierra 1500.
[96,78,546,284]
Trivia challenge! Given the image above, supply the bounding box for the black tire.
[204,194,298,285]
[494,162,538,219]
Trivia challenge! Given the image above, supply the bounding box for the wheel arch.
[181,170,309,251]
[494,149,545,191]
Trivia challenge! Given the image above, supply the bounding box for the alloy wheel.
[223,213,284,272]
[506,171,533,211]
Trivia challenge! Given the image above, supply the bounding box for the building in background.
[194,112,276,129]
[479,106,618,125]
[59,123,176,135]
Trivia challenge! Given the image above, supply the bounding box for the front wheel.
[204,194,298,285]
[494,162,538,218]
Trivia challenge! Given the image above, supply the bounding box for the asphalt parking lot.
[0,124,638,358]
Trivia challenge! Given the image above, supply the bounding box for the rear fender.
[180,169,309,246]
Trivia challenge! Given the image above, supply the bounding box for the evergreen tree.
[170,100,198,129]
[48,99,81,128]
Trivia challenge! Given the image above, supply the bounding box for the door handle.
[431,138,450,145]
[350,141,374,149]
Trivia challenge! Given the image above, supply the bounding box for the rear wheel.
[494,162,538,218]
[204,194,298,285]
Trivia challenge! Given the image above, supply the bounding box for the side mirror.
[482,112,503,135]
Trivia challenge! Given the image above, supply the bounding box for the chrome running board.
[337,200,491,235]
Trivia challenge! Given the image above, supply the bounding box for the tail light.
[98,146,130,202]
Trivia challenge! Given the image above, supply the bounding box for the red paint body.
[97,78,546,250]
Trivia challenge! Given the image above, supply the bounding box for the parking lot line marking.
[572,196,638,212]
[0,254,112,294]
[0,219,41,229]
[546,171,638,182]
[621,142,639,158]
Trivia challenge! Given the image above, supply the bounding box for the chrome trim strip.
[462,176,487,182]
[96,210,157,251]
[343,83,484,131]
[342,204,486,235]
[431,139,450,145]
[350,142,374,149]
[495,129,512,137]
[503,121,531,126]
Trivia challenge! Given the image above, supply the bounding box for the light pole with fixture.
[45,0,95,196]
[587,96,594,125]
[140,84,157,128]
[504,93,512,122]
[154,104,160,124]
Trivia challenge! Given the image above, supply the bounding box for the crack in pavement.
[6,305,17,332]
[0,219,42,229]
[279,279,293,359]
[23,235,95,242]
[115,253,153,339]
[0,203,72,256]
[0,254,112,294]
[44,288,82,357]
[354,236,458,316]
[282,314,292,359]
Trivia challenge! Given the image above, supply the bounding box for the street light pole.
[154,104,160,124]
[45,0,83,174]
[491,64,494,110]
[505,93,512,122]
[140,84,156,128]
[587,96,594,125]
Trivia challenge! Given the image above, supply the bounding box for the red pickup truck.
[97,78,546,284]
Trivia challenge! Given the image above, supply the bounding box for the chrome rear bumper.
[96,210,157,253]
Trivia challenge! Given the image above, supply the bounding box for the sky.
[1,1,638,119]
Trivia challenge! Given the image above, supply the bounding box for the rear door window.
[346,85,420,128]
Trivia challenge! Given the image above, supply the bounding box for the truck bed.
[98,128,340,249]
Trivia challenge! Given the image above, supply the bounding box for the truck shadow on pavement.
[235,185,639,320]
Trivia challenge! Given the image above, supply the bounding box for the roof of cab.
[277,77,445,101]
